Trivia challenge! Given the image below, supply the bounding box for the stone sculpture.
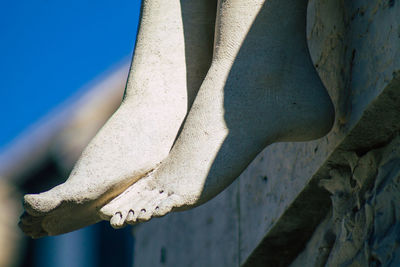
[19,0,334,238]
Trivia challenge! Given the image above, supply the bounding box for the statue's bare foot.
[99,175,186,228]
[100,0,335,228]
[19,0,216,237]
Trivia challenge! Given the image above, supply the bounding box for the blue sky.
[0,0,141,150]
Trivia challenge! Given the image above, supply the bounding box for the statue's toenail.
[115,212,122,219]
[155,206,159,210]
[159,190,164,194]
[141,209,146,213]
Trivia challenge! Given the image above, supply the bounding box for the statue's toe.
[18,212,48,239]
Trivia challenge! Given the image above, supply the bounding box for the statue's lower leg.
[100,0,335,228]
[19,0,217,238]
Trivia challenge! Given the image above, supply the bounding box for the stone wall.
[132,1,400,266]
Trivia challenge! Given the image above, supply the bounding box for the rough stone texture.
[132,1,400,266]
[288,214,335,267]
[133,180,239,267]
[291,135,400,267]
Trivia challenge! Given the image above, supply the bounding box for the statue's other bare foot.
[20,0,216,237]
[100,175,186,228]
[100,0,335,228]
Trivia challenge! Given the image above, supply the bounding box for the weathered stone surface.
[244,74,400,266]
[289,214,334,267]
[133,180,239,267]
[133,0,400,266]
[242,0,400,265]
[291,135,400,267]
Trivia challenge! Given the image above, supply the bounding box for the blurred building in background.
[0,61,134,267]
